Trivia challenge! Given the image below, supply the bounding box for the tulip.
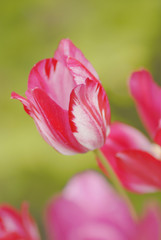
[99,70,161,193]
[11,39,110,155]
[45,171,161,240]
[130,70,161,145]
[0,203,40,240]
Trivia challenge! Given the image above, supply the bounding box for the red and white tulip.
[11,39,110,155]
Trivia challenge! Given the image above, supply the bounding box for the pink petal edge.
[11,92,32,116]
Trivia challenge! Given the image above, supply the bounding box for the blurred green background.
[1,0,161,238]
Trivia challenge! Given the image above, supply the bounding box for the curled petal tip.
[11,92,32,116]
[11,91,18,99]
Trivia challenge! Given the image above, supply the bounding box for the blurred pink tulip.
[99,70,161,193]
[11,39,110,155]
[45,171,161,240]
[0,203,40,240]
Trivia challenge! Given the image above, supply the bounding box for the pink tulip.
[11,39,110,155]
[130,70,161,145]
[99,70,161,193]
[0,203,40,240]
[45,171,161,240]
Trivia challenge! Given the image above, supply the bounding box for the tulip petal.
[100,122,152,171]
[154,120,161,147]
[137,205,161,240]
[116,150,161,193]
[46,171,136,240]
[54,38,99,80]
[11,92,32,116]
[27,58,76,110]
[100,123,161,193]
[46,197,89,240]
[129,70,161,139]
[69,79,110,150]
[0,206,24,237]
[32,88,87,155]
[155,129,161,147]
[21,203,40,240]
[63,171,131,222]
[0,204,39,240]
[67,57,99,84]
[70,223,132,240]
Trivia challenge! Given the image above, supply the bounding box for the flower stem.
[94,149,137,219]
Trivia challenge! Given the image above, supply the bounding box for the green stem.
[94,149,137,219]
